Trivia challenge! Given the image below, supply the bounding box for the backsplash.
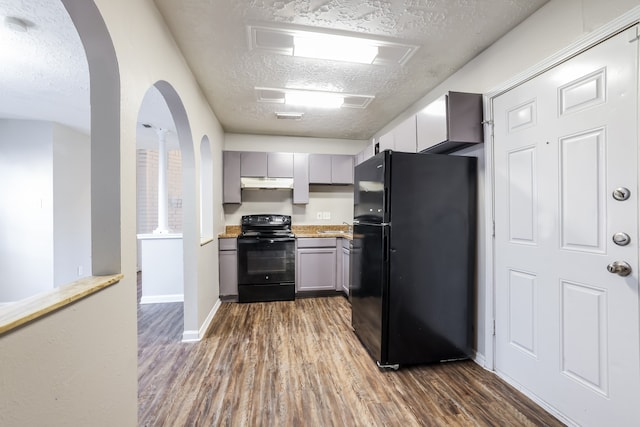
[223,184,354,225]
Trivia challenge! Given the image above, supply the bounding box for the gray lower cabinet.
[296,238,337,292]
[341,241,350,295]
[218,238,237,296]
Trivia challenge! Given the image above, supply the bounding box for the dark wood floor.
[137,296,564,426]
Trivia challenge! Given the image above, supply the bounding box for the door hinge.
[492,319,496,336]
[629,25,640,43]
[482,120,495,137]
[492,221,495,237]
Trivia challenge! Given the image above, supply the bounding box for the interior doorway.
[136,84,184,307]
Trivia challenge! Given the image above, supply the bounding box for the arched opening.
[0,0,119,304]
[136,80,197,340]
[136,85,184,306]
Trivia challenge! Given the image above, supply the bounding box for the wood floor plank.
[138,296,564,426]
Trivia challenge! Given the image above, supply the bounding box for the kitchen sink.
[317,230,349,234]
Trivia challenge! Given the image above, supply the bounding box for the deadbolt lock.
[613,232,631,246]
[613,187,631,201]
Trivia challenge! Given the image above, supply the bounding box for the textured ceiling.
[0,0,89,133]
[0,0,548,141]
[153,0,549,140]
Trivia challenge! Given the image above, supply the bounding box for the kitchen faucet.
[342,221,353,234]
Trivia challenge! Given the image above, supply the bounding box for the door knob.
[607,261,632,277]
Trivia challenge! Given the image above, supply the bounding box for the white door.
[493,26,640,426]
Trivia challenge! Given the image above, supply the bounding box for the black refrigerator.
[351,150,476,369]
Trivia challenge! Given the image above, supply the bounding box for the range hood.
[241,177,294,190]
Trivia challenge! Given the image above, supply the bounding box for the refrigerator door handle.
[382,227,389,263]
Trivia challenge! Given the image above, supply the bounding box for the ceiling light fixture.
[293,34,378,64]
[255,87,374,109]
[285,90,344,108]
[275,112,304,120]
[248,24,419,67]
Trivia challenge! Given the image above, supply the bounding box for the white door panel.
[494,26,640,426]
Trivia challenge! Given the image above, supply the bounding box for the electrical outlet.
[77,265,83,276]
[316,212,323,220]
[323,211,331,220]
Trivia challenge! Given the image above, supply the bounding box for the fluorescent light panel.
[248,25,419,67]
[255,87,375,109]
[293,34,378,64]
[285,91,343,108]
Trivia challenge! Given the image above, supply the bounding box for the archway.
[136,85,184,307]
[62,0,121,275]
[0,0,120,300]
[136,80,197,339]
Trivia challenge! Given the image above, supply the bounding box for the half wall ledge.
[0,274,124,336]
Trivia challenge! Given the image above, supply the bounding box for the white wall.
[53,123,92,285]
[374,0,640,362]
[0,0,226,425]
[95,0,226,336]
[0,282,135,427]
[0,120,54,302]
[0,120,92,302]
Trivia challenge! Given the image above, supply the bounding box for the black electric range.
[236,214,295,303]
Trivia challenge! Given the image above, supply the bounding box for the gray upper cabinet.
[393,115,417,153]
[378,115,417,153]
[356,139,375,166]
[293,153,309,204]
[309,154,354,184]
[267,152,294,178]
[223,151,241,204]
[378,131,394,152]
[240,151,294,178]
[240,151,267,177]
[308,154,332,184]
[417,91,483,154]
[331,155,354,184]
[223,150,352,204]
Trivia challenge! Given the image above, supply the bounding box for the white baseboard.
[471,351,487,368]
[139,294,184,304]
[182,298,221,342]
[494,371,576,426]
